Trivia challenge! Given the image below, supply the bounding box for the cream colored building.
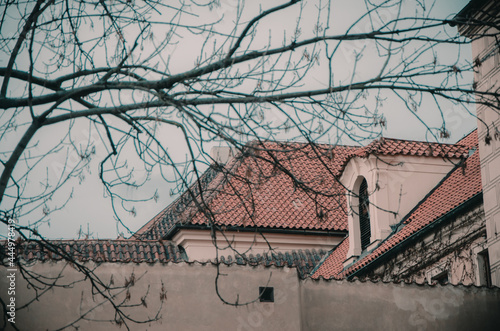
[455,0,500,287]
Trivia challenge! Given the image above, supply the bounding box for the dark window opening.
[178,245,188,260]
[432,271,449,285]
[478,250,492,287]
[259,287,274,302]
[359,178,371,251]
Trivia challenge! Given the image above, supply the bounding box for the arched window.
[178,245,188,260]
[358,178,371,251]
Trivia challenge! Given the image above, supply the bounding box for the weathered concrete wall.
[0,262,302,331]
[301,279,500,331]
[1,262,499,330]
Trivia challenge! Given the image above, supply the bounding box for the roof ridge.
[355,135,472,159]
[248,139,360,149]
[373,136,469,145]
[309,276,500,289]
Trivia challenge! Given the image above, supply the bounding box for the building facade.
[456,0,500,287]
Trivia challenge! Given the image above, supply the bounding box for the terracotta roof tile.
[2,240,327,276]
[136,142,360,239]
[0,239,185,264]
[221,248,328,278]
[311,238,349,279]
[356,137,471,159]
[312,130,481,280]
[457,129,480,148]
[138,134,474,241]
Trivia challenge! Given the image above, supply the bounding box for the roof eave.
[450,0,498,37]
[163,223,347,240]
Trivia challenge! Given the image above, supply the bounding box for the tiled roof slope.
[356,137,471,158]
[0,240,186,263]
[310,237,350,280]
[311,130,481,280]
[137,142,360,240]
[455,129,480,149]
[187,143,357,231]
[221,248,328,278]
[137,136,472,241]
[1,240,326,276]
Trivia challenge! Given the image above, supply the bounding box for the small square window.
[259,287,274,302]
[431,271,448,285]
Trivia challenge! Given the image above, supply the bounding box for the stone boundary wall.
[1,262,498,330]
[301,278,500,331]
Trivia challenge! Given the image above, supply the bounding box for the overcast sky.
[0,0,474,240]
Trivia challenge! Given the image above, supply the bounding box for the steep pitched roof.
[136,142,360,240]
[310,237,350,280]
[311,130,481,280]
[136,136,472,241]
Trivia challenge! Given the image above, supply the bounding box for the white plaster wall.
[172,229,342,262]
[341,154,459,258]
[466,6,500,286]
[373,154,460,226]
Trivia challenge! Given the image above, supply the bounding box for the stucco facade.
[457,0,500,286]
[0,262,302,331]
[1,262,498,331]
[300,278,499,331]
[362,202,488,286]
[340,153,463,261]
[172,229,341,262]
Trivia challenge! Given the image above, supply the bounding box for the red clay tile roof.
[1,239,186,263]
[310,238,349,280]
[221,248,328,278]
[136,142,360,240]
[456,129,479,148]
[137,133,475,241]
[356,137,471,158]
[311,130,481,280]
[2,239,327,275]
[187,143,358,231]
